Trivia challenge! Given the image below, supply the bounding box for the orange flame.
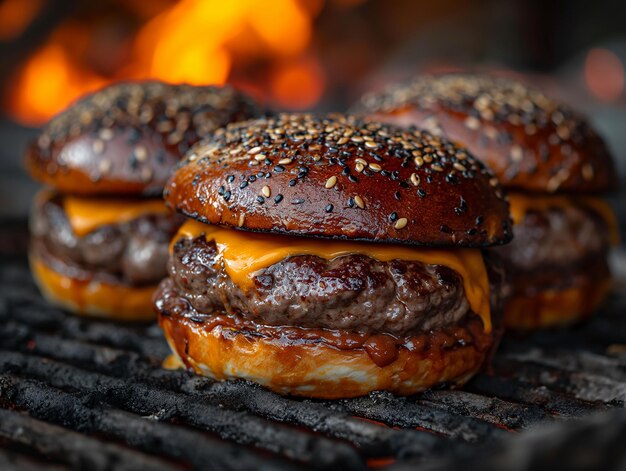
[5,0,326,126]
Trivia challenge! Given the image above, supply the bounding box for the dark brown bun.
[166,113,512,247]
[25,81,261,196]
[504,270,612,330]
[29,249,156,321]
[159,308,493,399]
[353,74,618,194]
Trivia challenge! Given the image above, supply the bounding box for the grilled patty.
[493,204,610,276]
[166,236,482,336]
[30,195,181,285]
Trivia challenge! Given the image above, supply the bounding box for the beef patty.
[492,203,611,288]
[30,195,182,285]
[166,236,488,336]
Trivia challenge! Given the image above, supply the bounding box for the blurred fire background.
[0,0,624,237]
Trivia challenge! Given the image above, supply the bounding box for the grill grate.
[0,222,625,470]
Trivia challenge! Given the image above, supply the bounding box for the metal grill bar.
[0,408,178,471]
[0,353,362,470]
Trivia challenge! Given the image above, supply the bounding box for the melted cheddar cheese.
[508,193,620,246]
[175,220,492,332]
[63,196,169,236]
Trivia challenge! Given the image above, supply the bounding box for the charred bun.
[166,113,512,247]
[26,81,261,196]
[354,74,617,194]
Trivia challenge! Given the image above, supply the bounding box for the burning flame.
[5,0,325,126]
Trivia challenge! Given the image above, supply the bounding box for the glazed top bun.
[26,81,261,196]
[165,113,512,247]
[354,74,617,194]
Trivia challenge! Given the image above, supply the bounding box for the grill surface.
[0,221,625,470]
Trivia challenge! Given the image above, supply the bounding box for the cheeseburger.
[354,73,619,330]
[26,81,260,320]
[156,113,512,398]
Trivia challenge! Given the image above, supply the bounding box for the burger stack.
[25,81,260,320]
[156,113,512,398]
[354,74,619,330]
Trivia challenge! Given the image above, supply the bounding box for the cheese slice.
[64,196,169,236]
[175,220,492,332]
[508,193,620,246]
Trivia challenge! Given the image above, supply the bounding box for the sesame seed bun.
[25,81,261,196]
[165,113,512,247]
[353,74,617,194]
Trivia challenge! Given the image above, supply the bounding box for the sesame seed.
[582,163,594,181]
[325,176,337,189]
[394,218,408,229]
[453,162,467,172]
[464,116,480,130]
[355,158,367,165]
[134,145,148,162]
[350,136,364,143]
[410,173,420,186]
[368,163,382,172]
[510,145,523,162]
[248,146,262,154]
[99,128,114,141]
[431,164,444,172]
[355,162,365,173]
[274,194,283,203]
[354,195,365,209]
[278,158,292,165]
[364,141,378,149]
[325,204,333,213]
[262,185,271,197]
[254,154,266,161]
[92,139,105,154]
[238,213,245,227]
[414,156,424,167]
[98,159,111,175]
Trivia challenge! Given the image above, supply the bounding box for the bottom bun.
[158,295,494,399]
[30,249,157,321]
[503,274,612,330]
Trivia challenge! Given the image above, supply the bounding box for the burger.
[155,113,512,398]
[353,73,619,329]
[26,81,260,320]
